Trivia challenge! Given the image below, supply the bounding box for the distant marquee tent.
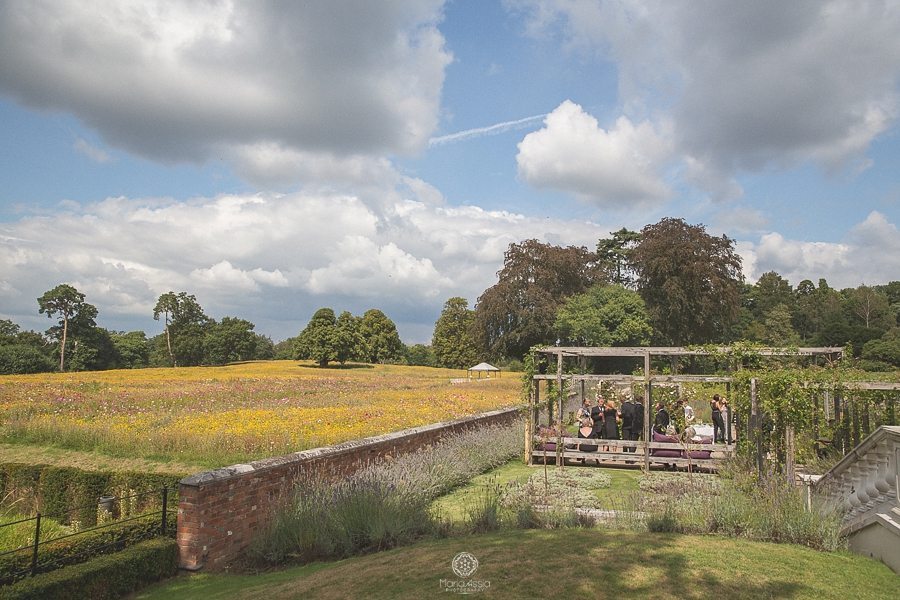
[468,362,501,379]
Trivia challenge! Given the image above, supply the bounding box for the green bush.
[0,538,177,600]
[0,464,183,524]
[0,513,175,586]
[0,346,53,375]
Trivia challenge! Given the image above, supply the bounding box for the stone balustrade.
[814,426,900,534]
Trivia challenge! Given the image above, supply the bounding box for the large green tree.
[750,271,794,318]
[359,309,403,364]
[596,228,640,288]
[37,284,98,371]
[294,308,339,367]
[630,218,743,345]
[846,285,892,330]
[554,284,652,347]
[111,331,151,369]
[474,239,603,359]
[432,297,478,369]
[152,291,210,367]
[205,317,259,365]
[334,311,364,365]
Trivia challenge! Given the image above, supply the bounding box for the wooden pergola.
[528,346,846,472]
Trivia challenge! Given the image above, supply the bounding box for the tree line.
[0,286,275,374]
[434,217,898,371]
[1,217,897,374]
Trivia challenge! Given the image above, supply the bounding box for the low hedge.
[0,537,178,600]
[0,513,176,586]
[0,463,185,526]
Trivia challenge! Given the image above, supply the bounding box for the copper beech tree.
[630,218,743,345]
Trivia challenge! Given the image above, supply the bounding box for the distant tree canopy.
[37,283,98,371]
[292,307,403,367]
[359,309,403,364]
[597,228,640,288]
[153,291,211,367]
[404,343,436,367]
[0,320,54,374]
[474,239,603,360]
[205,317,259,365]
[432,297,478,369]
[630,218,743,345]
[0,319,51,371]
[555,284,652,347]
[334,311,365,365]
[294,308,339,367]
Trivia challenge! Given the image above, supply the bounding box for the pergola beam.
[532,374,733,384]
[536,346,845,358]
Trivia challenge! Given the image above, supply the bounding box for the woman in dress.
[602,399,620,451]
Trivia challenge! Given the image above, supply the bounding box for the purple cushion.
[651,449,682,458]
[652,431,679,443]
[685,450,712,459]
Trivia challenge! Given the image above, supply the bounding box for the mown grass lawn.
[431,461,643,521]
[0,361,520,467]
[133,528,900,600]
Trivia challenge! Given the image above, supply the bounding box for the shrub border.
[0,537,178,600]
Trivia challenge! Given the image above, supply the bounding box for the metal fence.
[0,485,176,585]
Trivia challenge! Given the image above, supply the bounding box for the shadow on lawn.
[584,531,804,599]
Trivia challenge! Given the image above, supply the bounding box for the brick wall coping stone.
[180,405,523,487]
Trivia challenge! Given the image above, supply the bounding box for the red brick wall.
[176,407,521,570]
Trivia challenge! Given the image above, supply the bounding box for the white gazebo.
[468,362,501,379]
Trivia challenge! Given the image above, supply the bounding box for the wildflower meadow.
[0,361,520,467]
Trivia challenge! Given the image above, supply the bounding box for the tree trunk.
[165,319,176,367]
[59,314,68,371]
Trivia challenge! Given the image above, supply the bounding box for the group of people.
[652,395,730,442]
[576,393,732,446]
[576,395,645,452]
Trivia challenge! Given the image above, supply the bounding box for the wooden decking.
[531,437,735,472]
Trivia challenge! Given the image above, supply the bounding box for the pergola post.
[643,351,651,472]
[527,365,535,465]
[556,350,564,469]
[725,380,732,444]
[750,377,763,478]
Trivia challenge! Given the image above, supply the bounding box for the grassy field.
[0,361,520,468]
[133,528,900,600]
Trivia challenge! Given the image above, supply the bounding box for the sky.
[1,0,899,345]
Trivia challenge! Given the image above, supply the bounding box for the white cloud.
[0,189,611,342]
[0,0,451,187]
[712,207,770,235]
[516,100,672,207]
[738,211,899,287]
[516,1,900,199]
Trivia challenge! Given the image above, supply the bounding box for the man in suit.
[620,397,636,452]
[632,396,645,443]
[653,402,670,435]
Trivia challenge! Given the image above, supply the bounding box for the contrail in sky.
[428,113,548,147]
